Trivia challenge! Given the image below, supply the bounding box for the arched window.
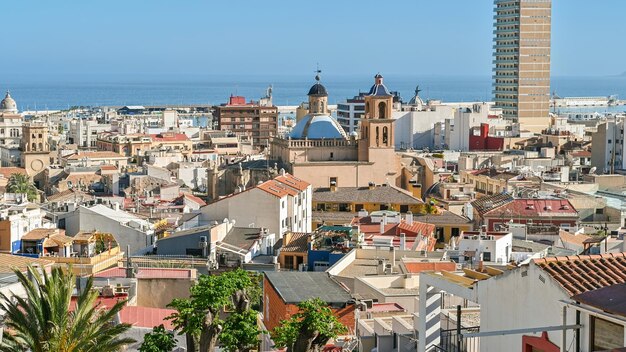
[31,143,36,151]
[38,143,43,151]
[375,127,380,147]
[383,126,388,145]
[378,102,387,119]
[365,102,370,115]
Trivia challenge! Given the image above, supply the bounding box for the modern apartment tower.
[493,0,551,134]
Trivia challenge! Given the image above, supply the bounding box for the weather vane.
[315,63,321,81]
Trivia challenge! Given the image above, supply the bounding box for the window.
[436,227,444,242]
[284,255,294,270]
[339,203,350,212]
[400,205,409,213]
[451,228,460,237]
[330,177,337,186]
[590,316,624,350]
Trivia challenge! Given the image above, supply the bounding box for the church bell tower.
[359,74,395,162]
[21,122,51,186]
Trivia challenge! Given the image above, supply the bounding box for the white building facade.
[196,172,311,236]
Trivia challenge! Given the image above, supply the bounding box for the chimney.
[368,182,375,190]
[280,168,286,176]
[400,232,406,251]
[383,213,388,226]
[390,246,396,268]
[380,220,385,235]
[406,211,413,225]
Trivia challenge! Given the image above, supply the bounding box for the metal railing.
[438,326,480,352]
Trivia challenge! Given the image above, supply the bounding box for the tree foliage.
[139,324,177,352]
[167,269,261,352]
[0,265,134,352]
[271,298,347,352]
[220,310,263,352]
[6,173,38,202]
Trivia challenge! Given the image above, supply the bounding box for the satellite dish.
[589,167,597,175]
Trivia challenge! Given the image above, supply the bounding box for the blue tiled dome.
[289,114,347,139]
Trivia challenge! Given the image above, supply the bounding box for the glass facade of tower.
[493,0,551,133]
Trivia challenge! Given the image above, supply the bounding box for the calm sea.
[2,74,626,112]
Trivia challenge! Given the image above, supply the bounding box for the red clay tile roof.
[533,252,626,297]
[22,228,65,241]
[570,150,591,158]
[183,193,207,206]
[483,198,578,218]
[99,165,118,171]
[150,133,190,142]
[281,232,310,252]
[397,221,435,237]
[257,179,298,198]
[0,167,27,179]
[275,174,310,192]
[558,230,590,247]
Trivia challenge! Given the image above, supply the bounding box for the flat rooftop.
[265,271,351,305]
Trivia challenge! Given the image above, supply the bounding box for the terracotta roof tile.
[275,174,310,192]
[558,230,590,247]
[281,232,309,252]
[483,198,578,218]
[183,193,207,206]
[150,133,190,142]
[534,252,626,296]
[0,167,27,179]
[257,179,298,198]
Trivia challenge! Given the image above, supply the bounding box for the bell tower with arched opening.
[21,122,51,186]
[359,74,394,162]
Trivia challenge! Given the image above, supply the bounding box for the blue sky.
[3,0,625,79]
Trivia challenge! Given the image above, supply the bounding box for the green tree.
[424,197,439,215]
[0,265,134,351]
[271,298,348,352]
[167,269,260,352]
[6,173,38,202]
[139,324,177,352]
[220,310,263,352]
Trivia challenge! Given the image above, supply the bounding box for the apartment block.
[493,0,551,133]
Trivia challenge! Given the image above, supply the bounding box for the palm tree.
[0,266,135,351]
[6,173,38,202]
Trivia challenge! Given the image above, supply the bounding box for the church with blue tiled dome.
[269,72,402,189]
[289,115,347,139]
[289,73,348,140]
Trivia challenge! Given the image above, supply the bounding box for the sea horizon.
[1,73,625,111]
